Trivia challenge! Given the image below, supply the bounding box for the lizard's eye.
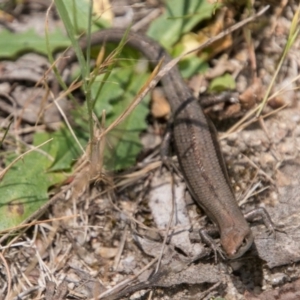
[242,237,248,247]
[238,232,254,256]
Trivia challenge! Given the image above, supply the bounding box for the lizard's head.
[221,228,254,259]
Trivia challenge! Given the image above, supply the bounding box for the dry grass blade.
[5,222,61,299]
[98,257,159,299]
[223,70,299,137]
[0,215,77,238]
[89,110,108,182]
[0,251,11,300]
[115,161,161,190]
[70,110,116,204]
[222,103,288,139]
[256,4,300,116]
[52,84,86,154]
[0,120,12,149]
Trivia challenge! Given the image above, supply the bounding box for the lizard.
[54,28,275,259]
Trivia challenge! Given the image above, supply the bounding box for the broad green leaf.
[89,67,150,170]
[147,0,217,49]
[209,73,236,92]
[0,127,84,230]
[0,150,52,231]
[0,28,71,58]
[0,165,49,230]
[34,127,86,172]
[147,0,184,48]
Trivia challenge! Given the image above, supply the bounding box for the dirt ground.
[0,1,300,299]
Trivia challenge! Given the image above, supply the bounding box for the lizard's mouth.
[222,230,254,259]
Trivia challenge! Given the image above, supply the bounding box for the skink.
[56,29,255,259]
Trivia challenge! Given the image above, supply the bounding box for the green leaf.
[89,67,150,170]
[178,56,207,78]
[34,127,86,172]
[0,150,52,231]
[0,28,71,58]
[209,73,236,92]
[147,0,217,48]
[0,125,87,231]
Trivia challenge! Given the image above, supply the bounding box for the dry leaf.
[239,78,263,109]
[97,247,118,259]
[195,9,233,60]
[179,32,202,57]
[94,0,114,23]
[151,87,170,119]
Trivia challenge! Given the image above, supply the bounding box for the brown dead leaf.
[94,0,114,23]
[213,102,241,120]
[0,10,14,23]
[195,9,233,60]
[268,95,286,109]
[223,102,241,118]
[151,87,170,119]
[97,247,118,259]
[239,77,263,109]
[205,54,237,79]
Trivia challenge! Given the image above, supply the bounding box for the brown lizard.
[54,28,275,259]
